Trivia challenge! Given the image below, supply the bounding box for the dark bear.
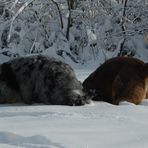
[0,55,90,105]
[83,57,148,105]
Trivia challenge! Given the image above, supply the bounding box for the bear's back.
[83,57,146,104]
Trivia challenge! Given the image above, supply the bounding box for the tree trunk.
[118,0,128,56]
[66,0,74,40]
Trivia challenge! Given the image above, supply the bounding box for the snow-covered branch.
[7,0,35,43]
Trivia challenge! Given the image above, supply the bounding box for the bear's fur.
[0,55,90,106]
[83,57,148,105]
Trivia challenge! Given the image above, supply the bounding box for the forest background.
[0,0,148,65]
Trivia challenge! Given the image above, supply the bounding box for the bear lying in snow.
[0,55,90,105]
[83,57,148,105]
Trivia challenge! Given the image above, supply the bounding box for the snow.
[0,0,148,147]
[0,68,148,148]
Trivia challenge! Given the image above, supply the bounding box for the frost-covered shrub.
[0,0,148,64]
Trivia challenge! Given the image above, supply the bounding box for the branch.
[29,31,38,54]
[51,0,63,29]
[7,0,35,43]
[10,0,19,11]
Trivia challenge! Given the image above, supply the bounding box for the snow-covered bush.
[0,0,148,64]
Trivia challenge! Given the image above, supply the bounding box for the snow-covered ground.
[0,68,148,148]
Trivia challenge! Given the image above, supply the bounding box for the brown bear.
[83,57,148,105]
